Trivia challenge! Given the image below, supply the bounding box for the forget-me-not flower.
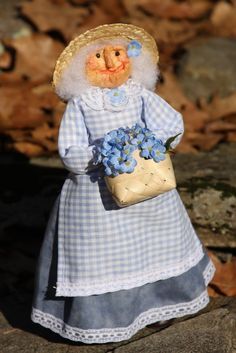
[140,139,156,158]
[96,123,173,175]
[131,133,145,147]
[131,123,144,135]
[120,157,137,173]
[121,144,136,158]
[127,40,142,57]
[110,155,136,174]
[150,142,166,163]
[106,88,127,106]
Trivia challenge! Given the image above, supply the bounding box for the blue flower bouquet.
[95,124,179,207]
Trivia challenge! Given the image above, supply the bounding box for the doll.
[31,24,215,344]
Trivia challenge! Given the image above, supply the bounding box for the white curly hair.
[55,38,159,101]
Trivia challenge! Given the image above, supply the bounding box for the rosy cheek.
[119,53,130,64]
[86,57,99,70]
[124,57,130,64]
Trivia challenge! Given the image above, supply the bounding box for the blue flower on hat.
[127,40,142,57]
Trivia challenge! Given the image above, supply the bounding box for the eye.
[115,51,120,56]
[96,53,101,58]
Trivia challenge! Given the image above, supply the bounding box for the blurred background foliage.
[0,0,236,157]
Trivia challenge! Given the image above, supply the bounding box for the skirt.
[31,197,215,344]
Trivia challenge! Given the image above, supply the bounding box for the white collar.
[80,79,143,111]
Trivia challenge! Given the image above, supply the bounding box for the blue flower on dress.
[106,88,127,106]
[127,40,142,57]
[150,142,166,163]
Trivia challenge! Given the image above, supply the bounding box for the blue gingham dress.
[55,79,205,296]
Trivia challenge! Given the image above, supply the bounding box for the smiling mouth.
[99,63,127,74]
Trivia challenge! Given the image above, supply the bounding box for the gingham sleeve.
[142,89,184,148]
[58,98,94,174]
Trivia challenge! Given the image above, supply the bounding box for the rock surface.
[173,143,236,248]
[177,37,236,101]
[0,0,32,40]
[109,297,236,353]
[0,296,235,353]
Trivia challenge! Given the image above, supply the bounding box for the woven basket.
[104,150,176,207]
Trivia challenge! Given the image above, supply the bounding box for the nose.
[104,47,115,69]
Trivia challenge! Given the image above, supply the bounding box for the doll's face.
[85,45,131,88]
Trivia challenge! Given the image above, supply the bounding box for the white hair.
[55,38,159,101]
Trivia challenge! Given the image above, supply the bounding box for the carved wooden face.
[85,45,131,88]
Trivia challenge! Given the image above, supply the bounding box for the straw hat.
[53,23,159,89]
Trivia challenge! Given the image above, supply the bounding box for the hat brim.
[53,23,159,88]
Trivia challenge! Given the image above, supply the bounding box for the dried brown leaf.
[157,70,190,111]
[205,120,236,133]
[70,0,91,4]
[31,123,58,151]
[128,16,197,46]
[138,0,213,20]
[210,2,236,37]
[204,93,236,121]
[74,5,115,36]
[0,49,12,69]
[0,85,45,130]
[185,131,224,150]
[184,106,210,132]
[98,0,125,20]
[223,114,236,124]
[5,129,32,142]
[5,123,58,153]
[157,70,210,132]
[33,84,65,127]
[207,286,219,298]
[1,34,64,83]
[0,83,60,131]
[53,102,65,127]
[227,132,236,142]
[32,84,60,110]
[21,0,90,41]
[13,141,45,157]
[175,140,198,154]
[208,251,236,297]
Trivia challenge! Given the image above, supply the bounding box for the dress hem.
[56,244,204,296]
[31,260,215,344]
